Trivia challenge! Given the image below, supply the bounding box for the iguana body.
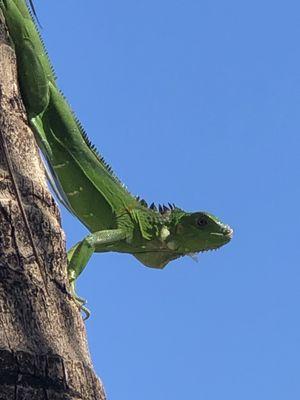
[1,0,233,315]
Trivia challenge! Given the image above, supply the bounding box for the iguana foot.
[69,280,91,320]
[79,303,91,320]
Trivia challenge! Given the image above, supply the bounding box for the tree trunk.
[0,12,106,400]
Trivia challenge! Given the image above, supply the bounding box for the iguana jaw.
[167,228,232,253]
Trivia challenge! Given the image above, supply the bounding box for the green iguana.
[0,0,233,317]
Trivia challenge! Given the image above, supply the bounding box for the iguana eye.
[196,217,208,227]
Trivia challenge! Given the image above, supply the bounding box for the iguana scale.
[0,0,233,317]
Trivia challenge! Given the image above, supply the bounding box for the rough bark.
[0,12,106,400]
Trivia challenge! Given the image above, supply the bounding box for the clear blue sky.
[36,0,299,398]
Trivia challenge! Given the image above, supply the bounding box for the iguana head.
[133,209,233,268]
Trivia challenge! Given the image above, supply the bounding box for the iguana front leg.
[67,229,126,317]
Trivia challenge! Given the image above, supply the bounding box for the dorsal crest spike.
[140,199,148,207]
[168,202,174,210]
[150,202,157,211]
[163,205,169,213]
[155,203,173,215]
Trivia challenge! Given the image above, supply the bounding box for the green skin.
[1,0,233,315]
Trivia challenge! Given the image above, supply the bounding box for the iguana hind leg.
[67,229,126,319]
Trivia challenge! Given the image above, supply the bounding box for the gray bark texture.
[0,12,106,400]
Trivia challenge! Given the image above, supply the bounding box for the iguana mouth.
[210,227,233,239]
